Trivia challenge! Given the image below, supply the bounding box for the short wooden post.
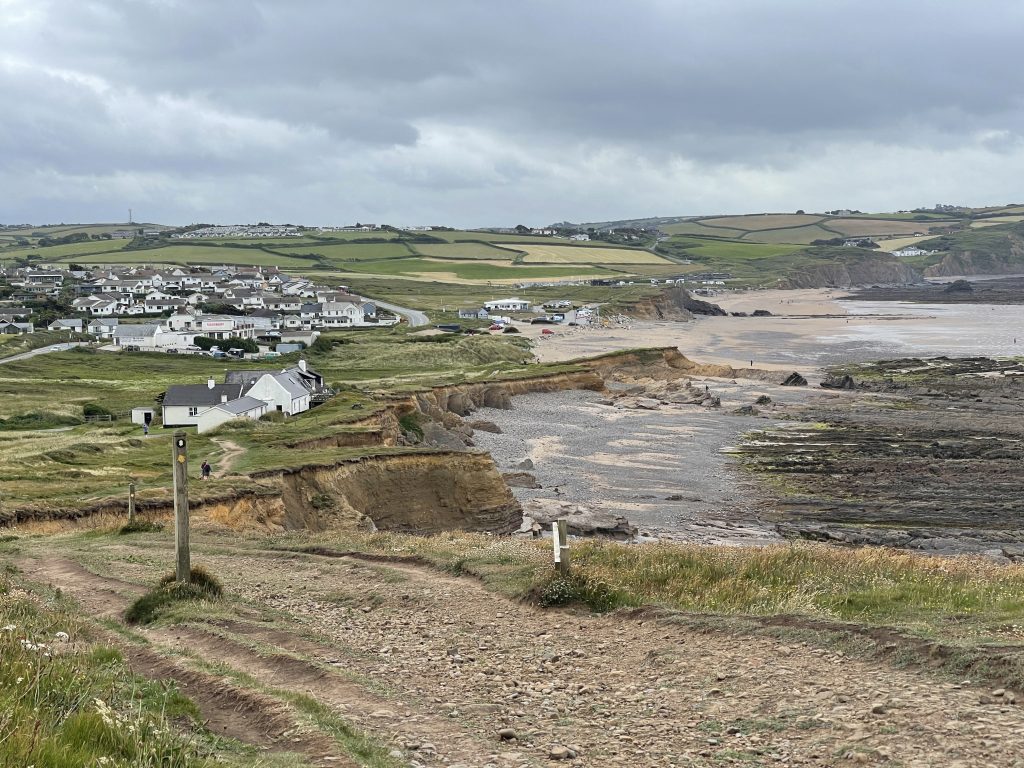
[127,483,136,523]
[172,432,191,583]
[553,518,571,575]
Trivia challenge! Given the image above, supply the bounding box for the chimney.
[207,378,215,389]
[298,359,307,372]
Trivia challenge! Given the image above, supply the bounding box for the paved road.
[372,300,429,327]
[0,341,88,365]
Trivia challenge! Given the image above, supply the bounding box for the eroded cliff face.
[922,242,1024,277]
[779,259,921,289]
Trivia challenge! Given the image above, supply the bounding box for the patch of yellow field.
[877,235,934,251]
[970,215,1024,228]
[826,218,954,237]
[405,271,618,285]
[519,245,668,264]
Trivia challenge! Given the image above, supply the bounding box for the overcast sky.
[2,1,1023,227]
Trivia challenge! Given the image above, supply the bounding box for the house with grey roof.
[194,395,268,434]
[161,379,245,427]
[47,318,84,332]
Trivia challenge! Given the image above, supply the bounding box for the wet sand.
[522,288,1024,370]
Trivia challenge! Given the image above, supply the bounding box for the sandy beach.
[521,288,1024,371]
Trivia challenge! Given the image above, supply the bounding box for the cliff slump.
[582,347,788,384]
[275,452,520,534]
[405,371,605,421]
[620,286,726,320]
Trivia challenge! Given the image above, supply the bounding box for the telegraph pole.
[172,432,191,583]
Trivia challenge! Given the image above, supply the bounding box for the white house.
[569,233,590,241]
[194,395,268,434]
[113,324,168,348]
[483,297,532,312]
[87,318,119,339]
[243,370,311,415]
[161,380,245,427]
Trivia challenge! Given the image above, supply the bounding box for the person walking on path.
[200,460,212,481]
[142,423,149,437]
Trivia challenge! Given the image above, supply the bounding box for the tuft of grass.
[118,519,165,535]
[125,566,223,625]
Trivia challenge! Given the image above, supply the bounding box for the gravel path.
[20,539,1024,767]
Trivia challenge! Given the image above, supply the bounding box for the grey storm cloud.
[2,0,1024,226]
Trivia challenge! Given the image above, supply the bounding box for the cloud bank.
[2,0,1023,226]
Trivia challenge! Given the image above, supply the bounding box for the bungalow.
[47,318,84,333]
[483,298,532,312]
[161,380,245,427]
[458,307,491,320]
[143,297,188,314]
[194,395,269,434]
[0,322,33,335]
[112,324,167,348]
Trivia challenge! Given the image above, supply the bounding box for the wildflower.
[53,631,70,642]
[94,698,117,728]
[1,624,15,632]
[16,677,23,684]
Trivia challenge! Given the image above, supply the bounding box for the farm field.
[52,244,318,269]
[660,221,747,238]
[741,224,839,244]
[0,239,130,262]
[971,215,1024,228]
[411,242,520,259]
[518,244,667,264]
[877,235,935,251]
[337,256,613,282]
[824,217,954,237]
[276,241,413,263]
[698,213,824,230]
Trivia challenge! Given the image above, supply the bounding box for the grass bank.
[291,531,1024,649]
[0,567,219,767]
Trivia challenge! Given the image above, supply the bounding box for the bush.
[536,571,622,613]
[192,335,259,353]
[118,520,164,535]
[125,566,223,625]
[82,402,115,419]
[398,412,424,440]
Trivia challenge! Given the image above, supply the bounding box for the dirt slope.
[19,538,1024,767]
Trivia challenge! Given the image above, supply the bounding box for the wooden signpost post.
[172,432,191,584]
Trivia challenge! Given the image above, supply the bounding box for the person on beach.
[201,460,211,480]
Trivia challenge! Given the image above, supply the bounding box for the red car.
[488,323,504,331]
[541,328,555,335]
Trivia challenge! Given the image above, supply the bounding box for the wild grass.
[124,566,224,625]
[299,530,1024,643]
[0,569,217,766]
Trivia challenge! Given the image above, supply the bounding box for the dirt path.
[19,542,1024,766]
[210,438,245,478]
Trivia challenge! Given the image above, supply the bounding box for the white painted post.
[556,518,570,575]
[552,521,561,566]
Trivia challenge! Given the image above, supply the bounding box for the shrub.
[118,520,164,535]
[82,402,115,419]
[125,566,223,625]
[536,571,623,613]
[398,412,424,440]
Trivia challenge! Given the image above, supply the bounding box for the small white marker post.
[127,482,136,524]
[553,518,570,575]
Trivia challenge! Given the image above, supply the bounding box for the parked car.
[541,328,555,335]
[165,348,178,354]
[488,323,504,331]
